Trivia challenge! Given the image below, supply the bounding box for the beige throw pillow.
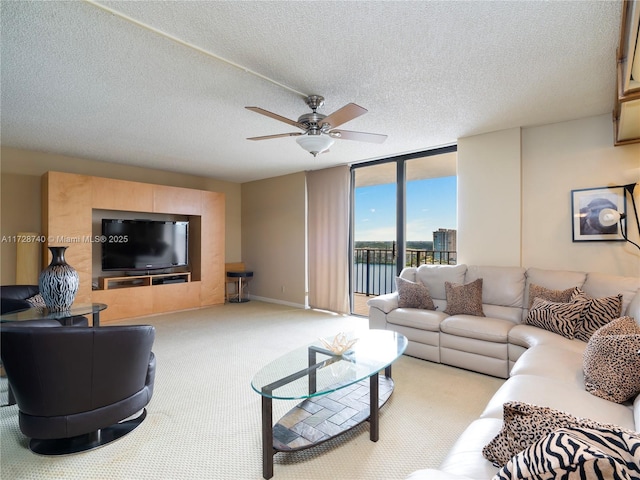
[443,278,484,316]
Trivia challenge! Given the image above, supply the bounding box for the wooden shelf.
[99,272,191,290]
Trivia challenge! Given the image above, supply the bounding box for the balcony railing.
[353,247,456,296]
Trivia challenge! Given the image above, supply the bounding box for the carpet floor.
[1,301,504,479]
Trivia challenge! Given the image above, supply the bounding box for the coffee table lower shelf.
[273,375,394,452]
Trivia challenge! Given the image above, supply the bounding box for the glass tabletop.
[251,329,407,400]
[0,303,108,322]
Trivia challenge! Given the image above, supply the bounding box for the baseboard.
[249,295,308,310]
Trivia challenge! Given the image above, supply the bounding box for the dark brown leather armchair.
[0,324,156,455]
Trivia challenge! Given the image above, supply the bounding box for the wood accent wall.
[42,171,225,322]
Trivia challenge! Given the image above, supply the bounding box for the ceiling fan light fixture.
[296,134,334,157]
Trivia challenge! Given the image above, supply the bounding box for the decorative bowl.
[319,332,358,355]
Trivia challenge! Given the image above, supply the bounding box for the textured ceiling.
[0,1,622,183]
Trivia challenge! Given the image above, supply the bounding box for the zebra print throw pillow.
[570,288,623,342]
[523,297,582,339]
[493,426,640,480]
[583,316,640,403]
[396,277,436,310]
[443,278,485,316]
[482,401,632,468]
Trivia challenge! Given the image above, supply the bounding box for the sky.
[354,176,457,242]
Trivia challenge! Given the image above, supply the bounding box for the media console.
[98,272,191,290]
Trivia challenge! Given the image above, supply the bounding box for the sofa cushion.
[571,287,623,342]
[437,418,505,480]
[482,401,634,467]
[387,308,446,332]
[466,266,526,309]
[444,278,485,317]
[441,316,513,343]
[509,345,585,388]
[493,426,640,480]
[480,375,636,429]
[416,264,467,301]
[508,324,586,351]
[481,304,523,324]
[527,283,575,308]
[583,316,640,403]
[396,276,436,310]
[581,271,640,315]
[366,292,399,314]
[523,297,582,339]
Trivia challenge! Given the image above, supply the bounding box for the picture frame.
[571,186,626,242]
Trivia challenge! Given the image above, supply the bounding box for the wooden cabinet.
[152,281,201,314]
[92,287,154,322]
[92,177,154,212]
[42,171,225,323]
[42,172,93,304]
[153,185,202,215]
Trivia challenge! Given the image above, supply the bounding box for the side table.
[226,271,254,303]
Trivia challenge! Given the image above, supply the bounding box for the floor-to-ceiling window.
[352,162,397,300]
[351,146,457,315]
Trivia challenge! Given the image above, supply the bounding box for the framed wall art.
[571,186,626,242]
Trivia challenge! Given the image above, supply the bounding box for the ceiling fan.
[245,95,387,156]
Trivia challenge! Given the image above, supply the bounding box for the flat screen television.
[101,219,189,271]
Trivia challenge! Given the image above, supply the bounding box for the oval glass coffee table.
[251,329,407,479]
[0,303,107,327]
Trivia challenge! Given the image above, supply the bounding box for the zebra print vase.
[38,246,79,312]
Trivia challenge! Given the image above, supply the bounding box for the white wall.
[457,127,522,266]
[522,114,640,276]
[457,115,639,277]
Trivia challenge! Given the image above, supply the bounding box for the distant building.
[433,228,457,264]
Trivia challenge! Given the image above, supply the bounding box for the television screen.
[101,219,189,271]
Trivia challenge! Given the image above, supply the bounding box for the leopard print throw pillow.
[571,287,623,342]
[527,283,576,309]
[396,276,436,310]
[443,278,484,316]
[583,316,640,403]
[482,401,633,468]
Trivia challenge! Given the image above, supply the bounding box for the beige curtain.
[306,165,350,314]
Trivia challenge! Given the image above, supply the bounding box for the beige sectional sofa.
[367,264,640,479]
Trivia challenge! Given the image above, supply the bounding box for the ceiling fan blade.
[321,103,368,129]
[245,106,305,129]
[330,129,387,144]
[247,132,303,141]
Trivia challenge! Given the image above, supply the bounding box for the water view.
[353,239,456,296]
